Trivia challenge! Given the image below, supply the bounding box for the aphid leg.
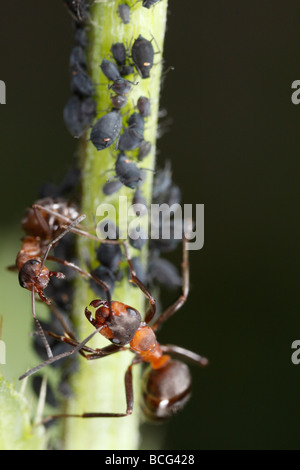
[40,356,142,424]
[151,235,190,331]
[160,344,209,368]
[31,288,53,359]
[122,242,156,323]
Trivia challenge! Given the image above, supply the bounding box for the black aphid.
[111,43,127,66]
[129,257,147,286]
[96,241,122,273]
[69,45,87,70]
[115,154,142,189]
[138,140,151,161]
[74,25,88,47]
[148,256,182,290]
[127,112,145,136]
[63,95,96,137]
[109,77,136,95]
[132,187,148,216]
[100,58,121,82]
[117,4,131,24]
[102,178,123,195]
[131,35,155,79]
[90,266,116,298]
[142,0,161,9]
[128,226,148,250]
[137,96,151,117]
[90,110,122,151]
[71,64,94,97]
[118,127,144,151]
[111,94,127,110]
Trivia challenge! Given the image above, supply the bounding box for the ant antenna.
[40,214,86,271]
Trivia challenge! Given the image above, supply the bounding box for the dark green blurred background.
[0,0,299,450]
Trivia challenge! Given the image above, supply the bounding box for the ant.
[13,197,114,359]
[19,227,209,423]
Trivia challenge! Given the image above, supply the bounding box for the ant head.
[86,300,142,346]
[18,259,49,291]
[141,360,192,421]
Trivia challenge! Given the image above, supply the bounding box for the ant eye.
[127,307,139,317]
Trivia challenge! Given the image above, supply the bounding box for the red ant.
[13,197,113,359]
[19,230,209,422]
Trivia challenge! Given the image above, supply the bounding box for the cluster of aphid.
[12,0,209,427]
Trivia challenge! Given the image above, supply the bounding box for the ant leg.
[160,344,209,368]
[33,205,52,238]
[46,330,126,360]
[151,235,190,332]
[40,214,86,270]
[40,356,142,424]
[19,325,106,380]
[46,256,113,312]
[33,204,119,243]
[31,288,53,359]
[122,242,156,323]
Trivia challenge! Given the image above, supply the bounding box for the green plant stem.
[62,0,168,450]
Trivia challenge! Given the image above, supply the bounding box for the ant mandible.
[20,227,209,422]
[14,197,114,359]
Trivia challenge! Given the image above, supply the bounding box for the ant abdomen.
[141,360,192,421]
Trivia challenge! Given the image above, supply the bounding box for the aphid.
[63,95,97,137]
[118,112,145,152]
[100,59,121,82]
[127,112,145,136]
[110,94,127,110]
[117,4,131,24]
[74,25,88,47]
[137,96,151,117]
[108,77,136,96]
[102,178,123,196]
[69,46,87,70]
[71,64,95,97]
[128,226,148,250]
[142,0,162,9]
[148,256,182,290]
[110,43,134,77]
[138,140,151,161]
[131,35,155,79]
[118,127,144,151]
[132,187,148,216]
[115,154,142,188]
[96,239,123,273]
[21,236,209,423]
[129,256,147,287]
[110,43,127,66]
[90,110,122,151]
[89,266,116,298]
